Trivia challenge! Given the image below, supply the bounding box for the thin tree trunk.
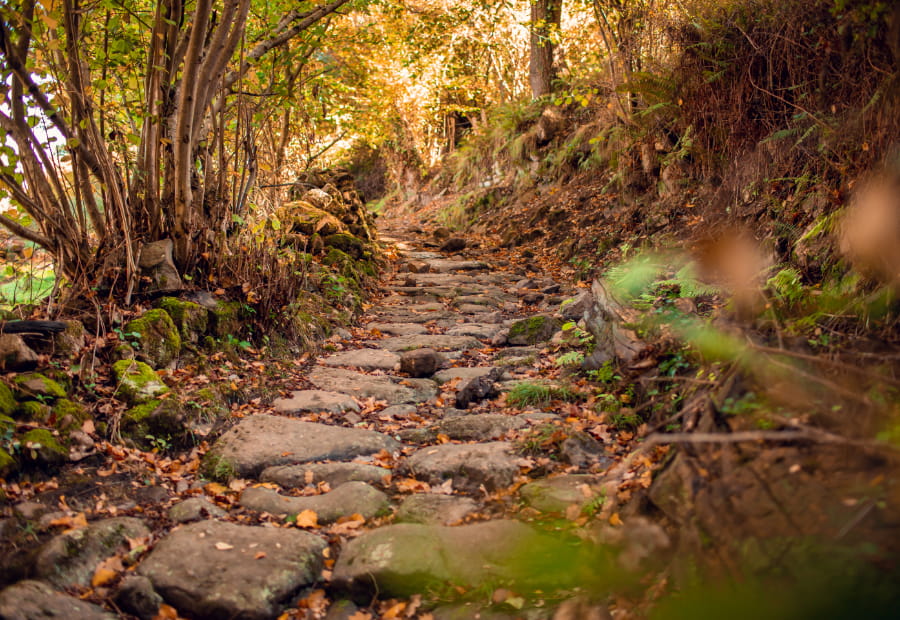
[529,0,563,98]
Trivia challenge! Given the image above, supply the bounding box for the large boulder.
[123,309,181,369]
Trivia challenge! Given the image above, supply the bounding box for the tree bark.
[529,0,563,99]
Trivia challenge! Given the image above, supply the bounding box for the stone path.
[4,232,620,619]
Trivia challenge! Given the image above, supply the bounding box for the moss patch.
[13,373,67,400]
[21,428,67,465]
[208,300,242,339]
[124,308,182,368]
[158,297,209,343]
[507,315,562,345]
[323,232,371,259]
[51,399,88,431]
[0,447,15,475]
[122,399,186,447]
[15,400,51,422]
[0,382,16,416]
[112,360,170,405]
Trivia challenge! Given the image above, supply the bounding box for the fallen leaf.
[254,551,267,560]
[215,542,234,550]
[91,567,118,587]
[609,513,623,526]
[294,509,318,528]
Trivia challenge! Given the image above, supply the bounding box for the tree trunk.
[529,0,563,99]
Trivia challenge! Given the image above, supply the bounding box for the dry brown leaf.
[294,509,318,528]
[214,542,234,550]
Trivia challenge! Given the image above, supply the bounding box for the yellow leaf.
[609,512,623,526]
[294,509,318,528]
[205,482,228,496]
[22,246,33,259]
[91,567,118,587]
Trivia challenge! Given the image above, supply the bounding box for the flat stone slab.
[331,521,542,601]
[403,273,476,285]
[367,323,429,336]
[308,367,437,405]
[169,497,227,523]
[0,580,115,619]
[433,366,499,384]
[272,389,360,414]
[374,311,455,324]
[432,414,527,441]
[403,442,526,492]
[241,482,389,523]
[445,323,502,339]
[139,521,325,620]
[261,462,391,488]
[379,335,481,352]
[457,304,495,314]
[34,517,150,588]
[426,260,489,273]
[519,475,606,513]
[453,295,501,307]
[395,494,479,525]
[319,349,400,371]
[205,415,400,478]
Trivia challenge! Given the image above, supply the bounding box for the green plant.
[507,382,578,408]
[766,267,805,307]
[582,492,606,517]
[608,409,643,431]
[555,350,585,367]
[587,361,621,385]
[145,434,172,452]
[223,334,251,350]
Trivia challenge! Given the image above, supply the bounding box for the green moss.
[21,428,67,465]
[208,300,242,338]
[52,399,88,431]
[16,400,50,422]
[507,381,579,407]
[0,413,14,431]
[202,452,237,481]
[323,232,370,259]
[122,399,185,446]
[112,359,169,405]
[0,382,16,416]
[0,447,16,475]
[158,297,209,343]
[13,373,67,400]
[507,315,561,345]
[124,309,181,368]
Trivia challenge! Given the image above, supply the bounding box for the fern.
[654,263,721,299]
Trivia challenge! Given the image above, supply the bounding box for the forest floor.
[1,185,899,619]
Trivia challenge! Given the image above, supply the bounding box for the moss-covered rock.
[112,360,169,405]
[0,382,16,416]
[277,200,348,237]
[124,309,181,369]
[158,297,209,344]
[16,400,51,422]
[122,399,186,447]
[0,447,16,475]
[507,315,562,345]
[52,399,88,432]
[51,320,86,358]
[13,373,67,401]
[21,429,67,466]
[323,232,371,259]
[208,300,242,339]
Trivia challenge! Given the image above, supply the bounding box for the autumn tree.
[0,0,352,302]
[528,0,562,98]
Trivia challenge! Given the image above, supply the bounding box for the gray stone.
[519,475,606,513]
[261,462,391,488]
[374,311,455,324]
[366,323,428,336]
[426,260,489,273]
[403,442,525,492]
[205,415,400,478]
[139,521,325,620]
[168,497,226,523]
[273,389,360,415]
[560,433,609,468]
[399,348,441,377]
[582,279,643,367]
[507,315,562,345]
[240,482,389,523]
[138,239,181,292]
[456,304,494,314]
[455,373,500,408]
[0,580,116,619]
[319,349,400,371]
[435,414,526,441]
[331,521,543,601]
[379,335,481,352]
[559,290,593,320]
[34,517,150,588]
[440,237,467,252]
[445,323,500,339]
[395,494,478,525]
[433,366,499,384]
[379,404,418,419]
[453,295,499,307]
[307,367,436,405]
[114,575,163,620]
[0,334,38,371]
